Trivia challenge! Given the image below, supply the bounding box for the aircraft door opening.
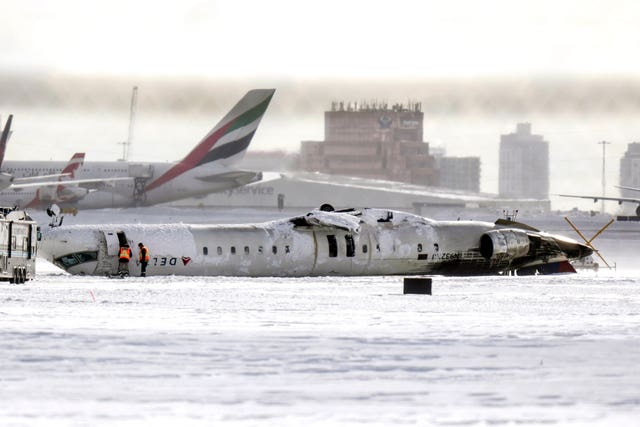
[117,231,128,247]
[95,230,124,275]
[103,231,126,256]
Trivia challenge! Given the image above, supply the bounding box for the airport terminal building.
[172,171,550,217]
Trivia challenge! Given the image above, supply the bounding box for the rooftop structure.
[300,101,438,186]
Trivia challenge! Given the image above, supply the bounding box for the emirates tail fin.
[145,89,275,192]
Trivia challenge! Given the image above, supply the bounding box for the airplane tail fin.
[55,153,86,202]
[145,89,275,192]
[60,153,85,180]
[0,115,13,167]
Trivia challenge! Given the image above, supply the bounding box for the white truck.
[0,207,37,283]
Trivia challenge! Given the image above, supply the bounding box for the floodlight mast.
[598,141,610,214]
[119,86,138,162]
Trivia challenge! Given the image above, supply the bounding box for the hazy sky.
[2,0,640,212]
[2,0,639,79]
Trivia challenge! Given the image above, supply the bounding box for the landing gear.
[9,266,27,284]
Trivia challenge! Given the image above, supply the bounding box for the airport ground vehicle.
[0,207,37,283]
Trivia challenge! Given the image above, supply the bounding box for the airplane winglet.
[0,114,13,167]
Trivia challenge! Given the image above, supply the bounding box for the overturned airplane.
[39,205,592,277]
[38,206,592,277]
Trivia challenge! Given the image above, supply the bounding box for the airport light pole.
[598,141,610,214]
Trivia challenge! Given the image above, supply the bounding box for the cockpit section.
[53,251,98,270]
[39,226,133,276]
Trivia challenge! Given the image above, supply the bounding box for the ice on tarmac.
[1,265,639,426]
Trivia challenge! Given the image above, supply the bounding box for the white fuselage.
[38,208,590,277]
[2,160,258,209]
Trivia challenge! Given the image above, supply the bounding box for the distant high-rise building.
[619,142,640,197]
[300,101,439,186]
[438,157,481,192]
[499,123,549,199]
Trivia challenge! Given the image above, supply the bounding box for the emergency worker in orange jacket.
[118,244,132,276]
[138,242,149,277]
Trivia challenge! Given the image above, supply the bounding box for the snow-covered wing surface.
[296,210,362,233]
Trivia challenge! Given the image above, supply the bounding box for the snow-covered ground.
[1,267,639,426]
[1,206,638,426]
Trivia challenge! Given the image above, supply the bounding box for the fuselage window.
[217,246,223,255]
[74,251,98,264]
[327,235,337,257]
[376,244,380,252]
[345,235,355,257]
[258,246,263,254]
[56,254,79,268]
[272,245,277,254]
[285,245,290,254]
[417,243,423,253]
[203,246,208,256]
[362,244,368,254]
[244,246,250,255]
[230,246,236,255]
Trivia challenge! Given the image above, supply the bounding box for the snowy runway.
[1,267,640,426]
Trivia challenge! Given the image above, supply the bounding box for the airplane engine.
[479,229,530,261]
[56,186,89,202]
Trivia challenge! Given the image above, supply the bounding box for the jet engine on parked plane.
[56,185,89,202]
[37,185,89,203]
[479,229,531,261]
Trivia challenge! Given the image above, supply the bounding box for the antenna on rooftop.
[118,86,138,161]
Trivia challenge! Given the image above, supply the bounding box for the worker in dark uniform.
[138,242,149,277]
[118,244,132,277]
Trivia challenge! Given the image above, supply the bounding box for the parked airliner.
[39,205,592,277]
[1,89,275,209]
